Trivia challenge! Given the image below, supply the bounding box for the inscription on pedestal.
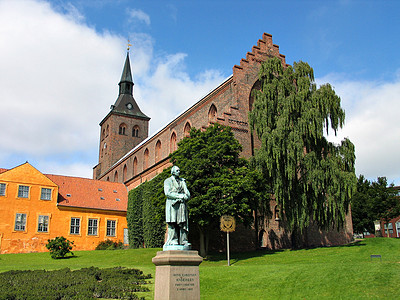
[173,272,197,292]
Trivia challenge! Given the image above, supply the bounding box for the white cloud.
[320,75,400,185]
[0,0,224,178]
[127,8,151,26]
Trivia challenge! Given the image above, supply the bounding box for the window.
[119,123,127,135]
[170,132,177,153]
[184,122,191,137]
[143,148,149,170]
[15,213,27,231]
[41,188,52,200]
[0,183,5,196]
[107,220,116,237]
[208,104,217,123]
[37,215,49,232]
[132,126,139,137]
[155,140,161,163]
[384,223,394,234]
[133,157,138,176]
[88,219,98,236]
[18,185,29,198]
[70,218,80,234]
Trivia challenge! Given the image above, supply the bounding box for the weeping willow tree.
[249,57,357,246]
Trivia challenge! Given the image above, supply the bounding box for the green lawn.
[1,238,399,299]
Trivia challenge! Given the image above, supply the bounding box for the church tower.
[93,51,150,180]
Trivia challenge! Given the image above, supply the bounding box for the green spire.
[118,52,134,95]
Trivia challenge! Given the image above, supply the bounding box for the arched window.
[143,148,149,170]
[155,140,162,163]
[133,157,138,176]
[249,79,262,111]
[170,132,177,153]
[274,205,280,221]
[123,165,127,182]
[114,171,118,182]
[106,176,110,181]
[132,125,139,137]
[119,123,127,135]
[102,128,106,140]
[208,104,217,123]
[106,124,109,136]
[184,122,191,137]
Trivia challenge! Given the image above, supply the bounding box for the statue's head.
[171,166,180,177]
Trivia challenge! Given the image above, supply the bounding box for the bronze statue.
[163,166,190,249]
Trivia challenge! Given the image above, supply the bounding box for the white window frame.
[0,183,6,196]
[70,217,81,235]
[106,220,116,237]
[18,185,30,198]
[88,218,98,236]
[40,188,52,200]
[37,215,49,233]
[15,213,27,231]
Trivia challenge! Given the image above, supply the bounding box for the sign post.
[220,215,236,266]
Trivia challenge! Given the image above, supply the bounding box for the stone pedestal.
[152,250,203,300]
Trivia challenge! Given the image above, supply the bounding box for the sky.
[0,0,399,185]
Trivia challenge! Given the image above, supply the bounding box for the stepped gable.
[46,174,128,212]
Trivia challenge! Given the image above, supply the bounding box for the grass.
[0,238,399,299]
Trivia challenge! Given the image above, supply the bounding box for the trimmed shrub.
[0,267,151,299]
[45,236,74,259]
[95,239,124,250]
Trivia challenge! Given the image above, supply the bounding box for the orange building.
[0,163,128,254]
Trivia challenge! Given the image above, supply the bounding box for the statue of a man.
[164,166,190,247]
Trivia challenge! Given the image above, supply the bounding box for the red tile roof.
[0,168,8,174]
[46,174,128,212]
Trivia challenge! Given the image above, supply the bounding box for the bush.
[45,236,74,259]
[96,239,124,250]
[0,267,151,299]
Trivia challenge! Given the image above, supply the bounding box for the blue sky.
[1,0,399,185]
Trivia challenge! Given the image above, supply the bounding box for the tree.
[352,175,400,236]
[248,57,357,247]
[46,236,74,259]
[169,123,268,257]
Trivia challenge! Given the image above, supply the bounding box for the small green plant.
[95,239,124,250]
[45,236,74,259]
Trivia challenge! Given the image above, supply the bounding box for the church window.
[184,122,191,137]
[155,140,161,163]
[132,126,139,137]
[106,176,110,181]
[274,205,280,221]
[170,132,177,153]
[208,104,217,123]
[106,125,109,136]
[143,148,149,170]
[102,128,106,140]
[123,165,127,182]
[114,171,118,182]
[133,157,138,176]
[119,123,127,135]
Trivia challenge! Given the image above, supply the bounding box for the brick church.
[93,33,353,250]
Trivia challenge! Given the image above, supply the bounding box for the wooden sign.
[220,215,236,232]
